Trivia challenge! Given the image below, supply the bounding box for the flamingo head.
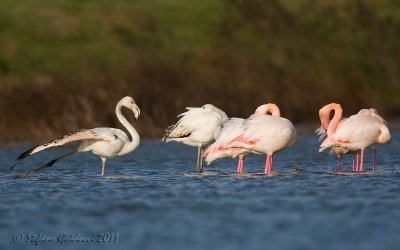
[319,103,342,130]
[369,108,379,115]
[202,104,228,122]
[369,108,386,124]
[120,96,140,120]
[357,109,371,116]
[254,103,280,117]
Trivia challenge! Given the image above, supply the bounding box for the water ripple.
[0,134,399,250]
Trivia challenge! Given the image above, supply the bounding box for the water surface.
[1,134,400,250]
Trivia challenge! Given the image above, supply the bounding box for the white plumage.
[321,114,390,151]
[232,115,297,155]
[163,104,228,173]
[11,96,141,177]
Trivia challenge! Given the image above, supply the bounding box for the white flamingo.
[203,118,252,173]
[367,108,388,172]
[11,96,141,178]
[227,104,297,175]
[162,104,228,173]
[319,104,391,172]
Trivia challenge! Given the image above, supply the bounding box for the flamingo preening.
[227,104,297,175]
[318,103,391,173]
[316,104,357,171]
[162,104,228,173]
[203,118,252,173]
[204,104,284,173]
[11,96,141,178]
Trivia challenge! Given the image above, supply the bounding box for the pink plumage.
[318,103,391,172]
[226,104,297,175]
[204,118,252,173]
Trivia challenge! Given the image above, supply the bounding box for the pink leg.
[352,154,355,172]
[372,147,376,173]
[337,155,341,172]
[359,149,364,172]
[265,155,273,175]
[237,158,241,173]
[239,157,244,173]
[264,155,270,174]
[356,151,360,172]
[268,155,273,175]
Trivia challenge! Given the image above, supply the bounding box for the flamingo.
[319,104,391,172]
[227,104,297,175]
[203,118,252,173]
[11,96,141,178]
[316,104,359,172]
[359,108,388,172]
[162,104,228,173]
[203,104,280,173]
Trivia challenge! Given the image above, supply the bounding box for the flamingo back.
[231,115,297,155]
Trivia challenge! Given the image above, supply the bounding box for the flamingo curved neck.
[378,124,391,144]
[255,104,280,117]
[116,103,140,154]
[327,106,342,136]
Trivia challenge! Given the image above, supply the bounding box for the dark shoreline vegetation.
[0,0,399,142]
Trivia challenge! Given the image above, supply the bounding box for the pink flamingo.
[227,104,297,175]
[319,104,391,172]
[203,118,251,173]
[204,104,278,173]
[316,104,359,172]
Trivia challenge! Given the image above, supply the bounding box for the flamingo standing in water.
[162,104,228,173]
[203,118,252,173]
[317,106,385,172]
[316,104,359,171]
[227,104,297,175]
[367,108,388,172]
[319,104,391,172]
[11,96,141,178]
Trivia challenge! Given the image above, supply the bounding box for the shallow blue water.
[1,133,400,250]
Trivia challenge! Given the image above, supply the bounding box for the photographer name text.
[13,232,119,245]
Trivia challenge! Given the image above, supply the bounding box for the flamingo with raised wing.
[11,96,141,178]
[227,104,297,175]
[162,104,228,173]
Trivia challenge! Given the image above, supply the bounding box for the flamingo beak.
[132,105,140,120]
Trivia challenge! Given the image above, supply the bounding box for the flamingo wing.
[242,116,295,141]
[204,118,244,157]
[228,116,296,155]
[327,115,381,149]
[163,108,224,142]
[216,118,245,144]
[11,129,117,170]
[315,125,327,142]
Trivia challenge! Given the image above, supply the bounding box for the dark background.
[0,0,399,142]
